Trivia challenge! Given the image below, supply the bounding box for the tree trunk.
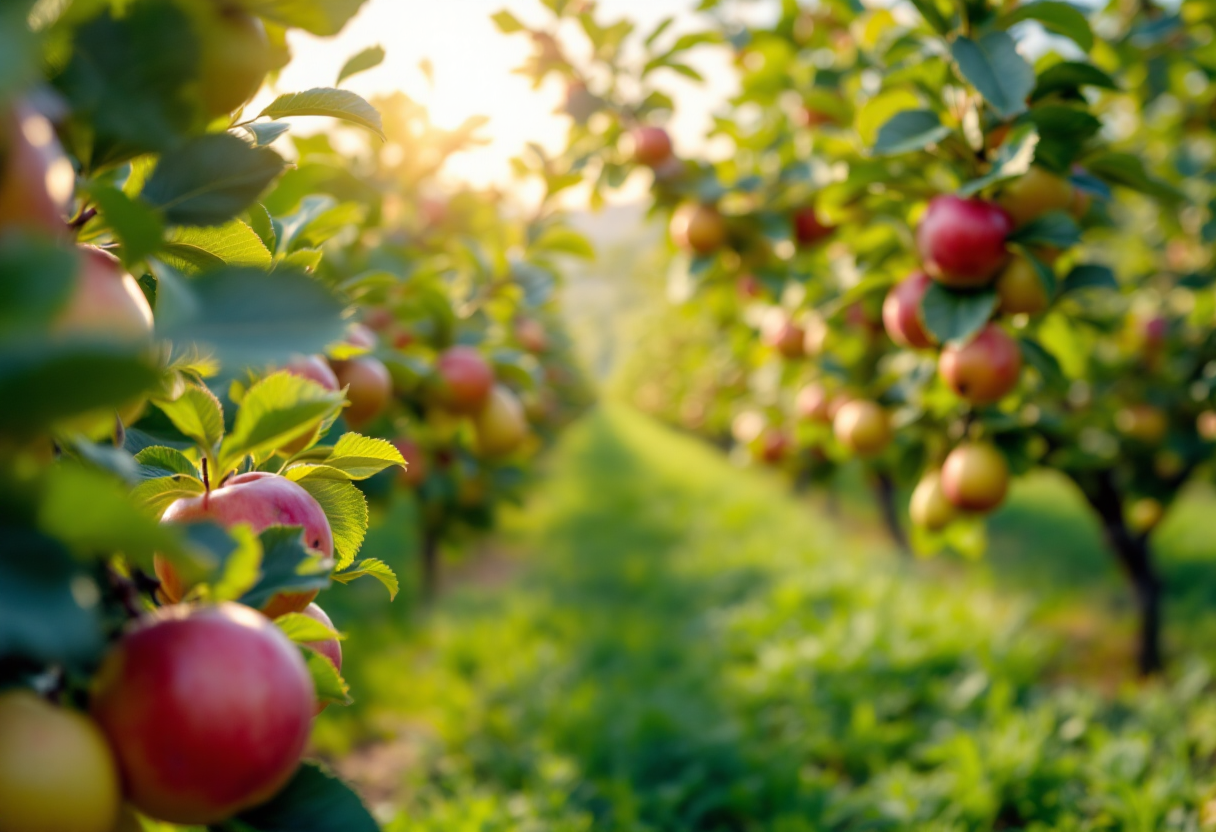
[1079,470,1164,676]
[420,531,440,605]
[872,471,910,555]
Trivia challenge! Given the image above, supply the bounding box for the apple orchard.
[4,0,1216,830]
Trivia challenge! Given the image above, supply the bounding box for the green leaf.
[1060,263,1118,294]
[142,133,288,227]
[226,762,376,832]
[244,122,292,147]
[38,465,181,567]
[294,477,368,570]
[872,110,952,156]
[336,45,385,85]
[258,89,385,140]
[207,525,263,603]
[159,221,273,273]
[134,446,199,480]
[531,227,595,259]
[154,385,225,451]
[153,264,348,372]
[0,3,40,103]
[86,184,165,267]
[856,89,921,146]
[908,0,951,34]
[0,237,77,331]
[491,9,526,32]
[332,558,398,600]
[242,0,369,36]
[322,434,406,480]
[275,612,342,643]
[921,284,998,344]
[0,531,104,669]
[1031,62,1116,101]
[0,340,161,437]
[1020,337,1067,388]
[998,2,1093,51]
[958,124,1038,196]
[238,527,333,610]
[1084,152,1185,204]
[130,475,206,518]
[246,204,278,254]
[51,2,199,170]
[301,647,352,706]
[1007,211,1081,249]
[951,32,1034,119]
[219,373,345,471]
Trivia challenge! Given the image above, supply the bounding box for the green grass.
[325,407,1216,831]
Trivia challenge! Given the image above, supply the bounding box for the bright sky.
[265,0,739,192]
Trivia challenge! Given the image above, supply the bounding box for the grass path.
[326,406,1210,831]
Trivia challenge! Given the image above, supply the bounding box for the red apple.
[91,603,314,824]
[736,273,762,299]
[629,126,673,167]
[54,246,154,341]
[792,206,833,246]
[515,318,549,353]
[283,354,338,391]
[0,102,73,233]
[330,356,392,428]
[435,346,494,413]
[762,309,805,359]
[670,203,727,254]
[795,383,832,423]
[882,271,934,349]
[916,195,1013,287]
[391,438,428,488]
[473,385,529,457]
[938,324,1022,405]
[941,442,1008,512]
[756,427,790,464]
[0,691,120,832]
[343,322,378,351]
[158,472,333,618]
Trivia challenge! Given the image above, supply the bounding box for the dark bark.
[1078,470,1164,675]
[420,530,440,605]
[872,471,910,555]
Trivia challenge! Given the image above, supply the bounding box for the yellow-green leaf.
[322,433,405,480]
[294,476,367,570]
[154,384,225,453]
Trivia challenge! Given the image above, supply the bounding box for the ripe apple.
[736,273,762,299]
[284,354,339,391]
[391,437,428,487]
[755,427,790,464]
[939,324,1022,405]
[941,442,1008,512]
[1197,410,1216,441]
[197,9,272,117]
[792,206,833,246]
[1127,497,1164,533]
[670,203,727,254]
[916,195,1013,287]
[910,470,957,531]
[762,309,805,359]
[54,246,154,341]
[629,126,673,167]
[1116,404,1168,444]
[158,472,333,617]
[330,356,392,428]
[301,603,341,673]
[833,399,891,456]
[435,346,494,413]
[515,317,548,353]
[0,102,74,233]
[795,383,832,423]
[91,603,314,824]
[997,166,1074,227]
[473,385,529,457]
[882,271,934,349]
[995,256,1049,315]
[0,691,120,832]
[343,322,378,351]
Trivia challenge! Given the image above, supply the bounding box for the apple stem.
[202,457,211,508]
